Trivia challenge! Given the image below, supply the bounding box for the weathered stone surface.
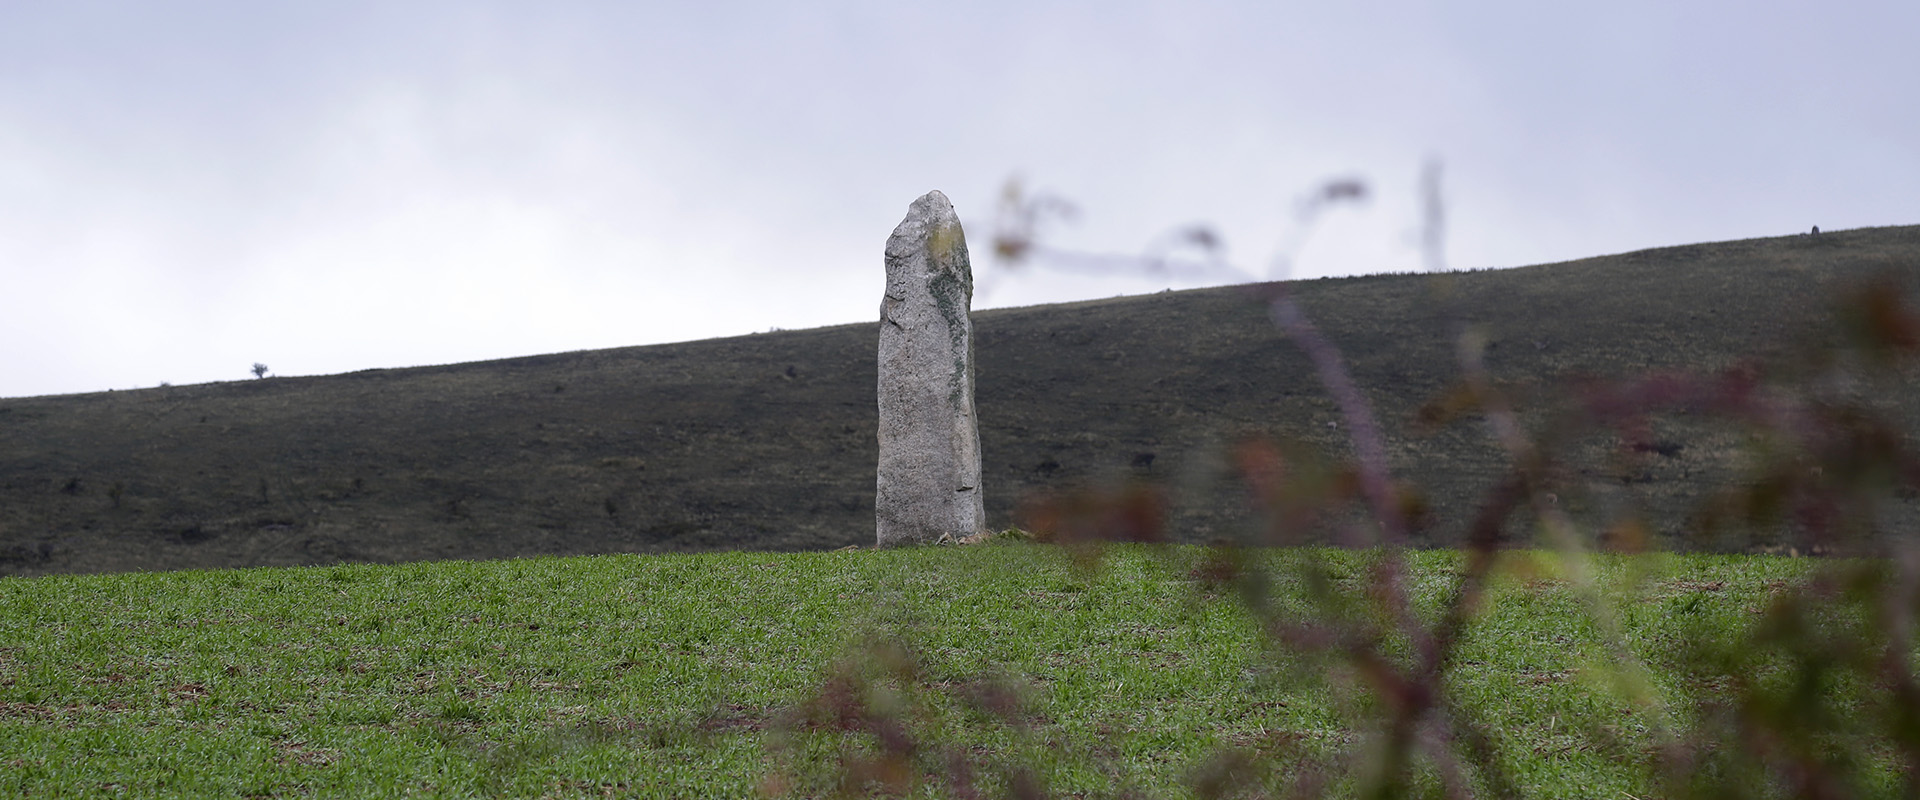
[876,190,985,547]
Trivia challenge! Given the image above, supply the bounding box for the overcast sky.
[2,1,1914,398]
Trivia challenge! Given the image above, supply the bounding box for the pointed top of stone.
[912,189,953,214]
[887,190,963,263]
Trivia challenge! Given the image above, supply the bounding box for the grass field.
[0,542,1859,798]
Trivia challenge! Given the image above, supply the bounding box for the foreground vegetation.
[0,543,1878,798]
[4,177,1913,798]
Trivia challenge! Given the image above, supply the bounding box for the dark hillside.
[4,225,1917,575]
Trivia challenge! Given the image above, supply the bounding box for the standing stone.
[877,190,985,547]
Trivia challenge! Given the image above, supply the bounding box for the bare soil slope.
[4,226,1916,575]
